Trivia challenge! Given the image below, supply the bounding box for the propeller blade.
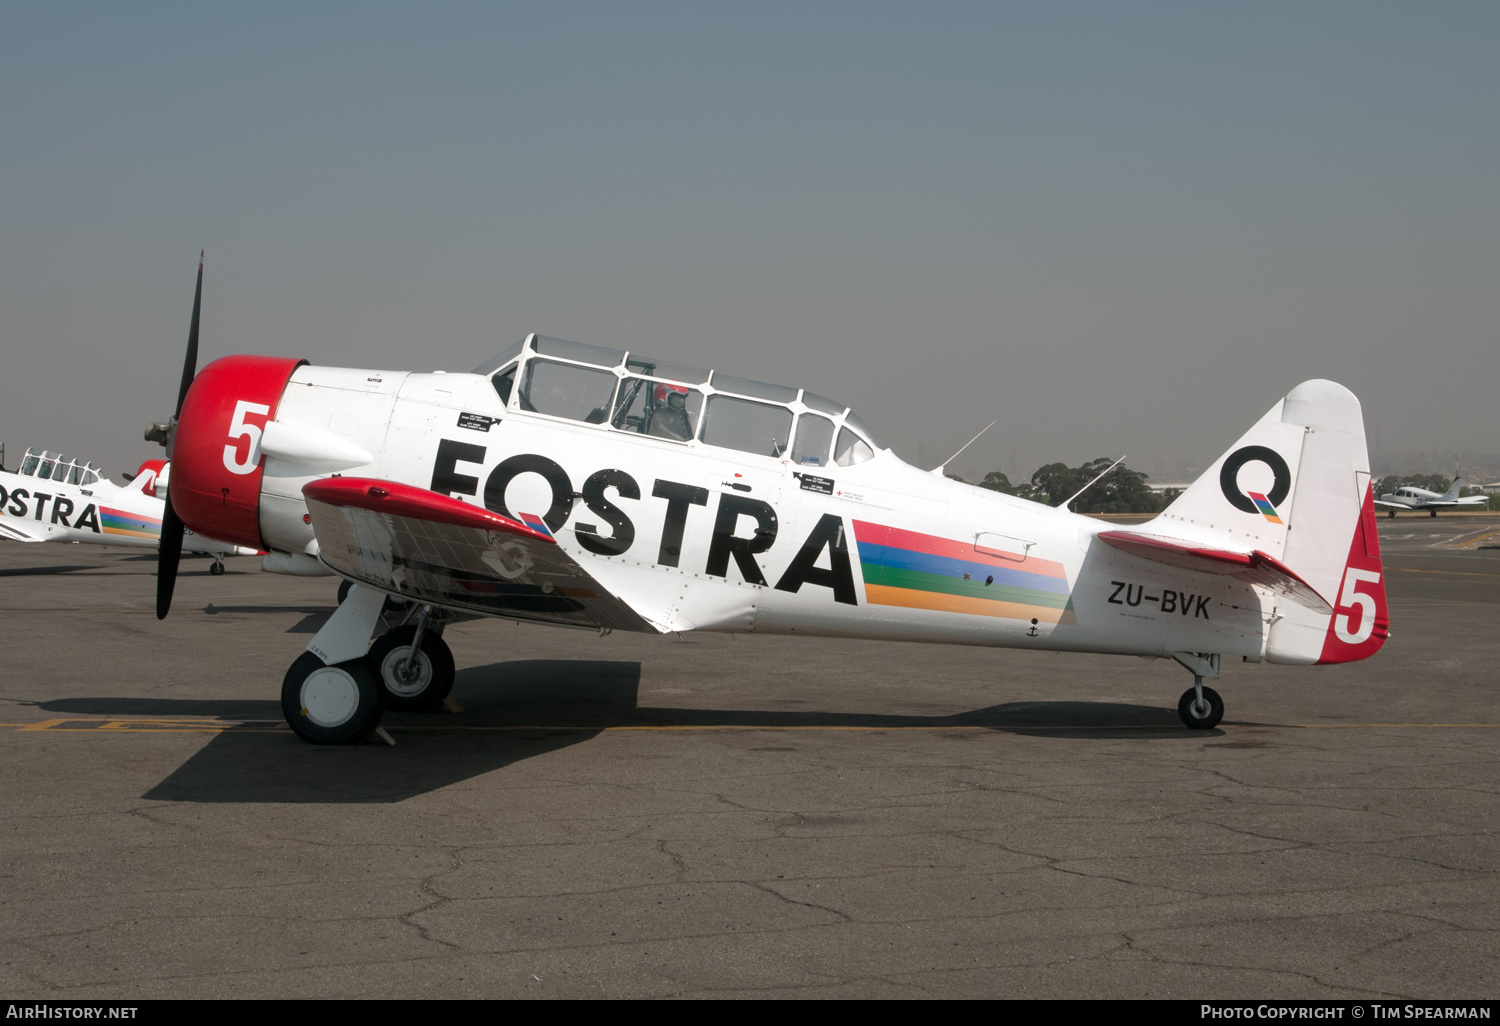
[158,253,201,619]
[156,494,185,619]
[174,251,204,418]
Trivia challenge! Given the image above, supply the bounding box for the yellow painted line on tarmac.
[5,718,1500,735]
[0,608,153,614]
[1392,567,1500,578]
[1285,723,1500,728]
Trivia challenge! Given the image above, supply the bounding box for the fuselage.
[234,355,1277,663]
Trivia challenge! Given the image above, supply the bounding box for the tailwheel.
[369,613,455,712]
[1177,682,1224,730]
[282,651,384,744]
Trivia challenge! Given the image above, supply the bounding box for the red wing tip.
[303,477,555,543]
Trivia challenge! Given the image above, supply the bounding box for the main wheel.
[210,561,225,576]
[282,652,384,744]
[368,625,456,712]
[1178,685,1224,730]
[1387,509,1396,519]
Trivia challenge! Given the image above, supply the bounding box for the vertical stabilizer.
[1154,380,1388,665]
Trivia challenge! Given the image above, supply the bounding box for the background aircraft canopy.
[474,334,885,468]
[16,448,102,486]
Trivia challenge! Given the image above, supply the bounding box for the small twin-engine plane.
[0,448,256,570]
[1375,478,1489,518]
[151,258,1388,744]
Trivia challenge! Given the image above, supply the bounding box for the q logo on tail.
[1220,446,1291,523]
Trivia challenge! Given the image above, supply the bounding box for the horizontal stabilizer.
[1096,530,1332,615]
[303,477,660,633]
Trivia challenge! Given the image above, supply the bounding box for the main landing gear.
[283,583,456,744]
[1172,652,1224,730]
[368,607,455,713]
[209,557,225,576]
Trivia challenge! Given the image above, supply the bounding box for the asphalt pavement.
[0,514,1496,998]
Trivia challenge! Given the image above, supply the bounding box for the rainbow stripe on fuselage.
[100,506,161,540]
[852,520,1076,625]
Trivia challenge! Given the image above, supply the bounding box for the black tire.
[1178,685,1224,730]
[368,626,456,712]
[209,561,225,576]
[281,652,384,744]
[1387,510,1396,519]
[337,578,353,605]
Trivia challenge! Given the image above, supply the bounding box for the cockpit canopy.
[475,334,885,468]
[16,449,102,486]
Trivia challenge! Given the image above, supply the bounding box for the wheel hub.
[381,648,432,697]
[300,667,361,727]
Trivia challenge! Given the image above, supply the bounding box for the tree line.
[949,465,1498,515]
[950,459,1174,515]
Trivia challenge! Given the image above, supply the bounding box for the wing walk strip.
[4,719,1499,733]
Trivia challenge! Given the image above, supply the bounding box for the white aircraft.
[0,448,257,571]
[150,258,1390,744]
[1374,478,1488,518]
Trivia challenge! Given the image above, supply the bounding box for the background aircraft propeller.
[154,252,202,620]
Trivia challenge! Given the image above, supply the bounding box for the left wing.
[304,477,661,634]
[0,520,47,542]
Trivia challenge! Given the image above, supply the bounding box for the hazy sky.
[3,2,1496,483]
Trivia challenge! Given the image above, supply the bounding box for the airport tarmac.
[0,515,1496,999]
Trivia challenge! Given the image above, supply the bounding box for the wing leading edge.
[1095,530,1333,615]
[303,477,660,634]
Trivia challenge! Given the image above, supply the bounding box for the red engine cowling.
[170,355,305,550]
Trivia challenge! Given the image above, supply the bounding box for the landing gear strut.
[1172,652,1224,730]
[210,557,225,576]
[369,605,455,712]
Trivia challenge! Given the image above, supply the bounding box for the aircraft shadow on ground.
[0,564,99,577]
[42,659,1205,805]
[200,603,337,634]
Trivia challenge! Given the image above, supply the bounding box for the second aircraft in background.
[0,448,257,572]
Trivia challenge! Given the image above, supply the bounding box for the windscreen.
[517,359,618,424]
